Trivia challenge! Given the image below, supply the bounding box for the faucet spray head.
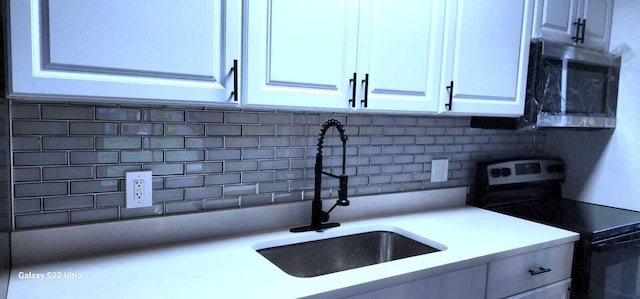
[337,175,349,206]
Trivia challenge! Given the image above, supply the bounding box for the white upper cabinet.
[244,0,446,113]
[244,0,359,110]
[532,0,614,50]
[441,0,534,117]
[8,0,241,104]
[355,0,445,112]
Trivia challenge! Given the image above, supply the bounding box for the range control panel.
[486,159,565,186]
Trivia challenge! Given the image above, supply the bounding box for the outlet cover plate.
[126,171,152,208]
[431,159,449,183]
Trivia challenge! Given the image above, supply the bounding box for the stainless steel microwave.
[471,39,621,130]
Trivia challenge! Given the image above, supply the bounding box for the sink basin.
[256,228,443,277]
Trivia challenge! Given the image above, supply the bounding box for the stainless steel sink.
[256,230,442,277]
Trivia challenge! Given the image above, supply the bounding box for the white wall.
[545,0,640,211]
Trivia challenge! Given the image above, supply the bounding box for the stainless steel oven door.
[590,231,640,299]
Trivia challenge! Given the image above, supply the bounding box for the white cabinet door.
[244,0,359,110]
[355,0,445,113]
[441,0,534,117]
[347,264,487,299]
[507,279,571,299]
[580,0,614,50]
[532,0,581,43]
[532,0,613,50]
[9,0,241,104]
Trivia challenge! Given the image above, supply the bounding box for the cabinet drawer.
[486,243,574,299]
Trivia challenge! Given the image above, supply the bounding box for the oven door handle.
[595,236,640,252]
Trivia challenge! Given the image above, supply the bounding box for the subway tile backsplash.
[10,101,546,230]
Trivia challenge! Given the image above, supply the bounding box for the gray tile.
[206,149,241,160]
[96,193,125,207]
[43,166,94,180]
[276,126,309,136]
[13,121,67,135]
[225,137,259,148]
[15,212,69,229]
[186,111,224,123]
[165,176,204,189]
[185,186,222,200]
[166,150,205,162]
[70,180,119,194]
[70,122,119,135]
[240,194,272,207]
[143,109,184,122]
[436,117,457,126]
[258,182,288,193]
[120,204,163,219]
[44,195,94,211]
[358,146,382,155]
[276,148,305,158]
[260,136,290,147]
[185,162,223,174]
[95,137,141,150]
[11,104,40,119]
[204,197,239,210]
[43,137,94,150]
[96,107,141,121]
[121,123,164,136]
[370,175,392,184]
[142,137,184,149]
[152,189,184,202]
[14,198,42,213]
[204,173,241,185]
[166,200,204,214]
[225,161,258,172]
[242,172,274,183]
[42,106,93,120]
[14,182,68,198]
[403,164,424,173]
[206,124,241,136]
[12,136,41,150]
[427,127,446,135]
[96,165,141,178]
[260,113,291,124]
[242,149,274,160]
[13,168,41,182]
[165,124,205,136]
[224,184,257,196]
[392,155,414,164]
[186,137,223,149]
[224,112,259,124]
[120,150,163,163]
[145,164,184,176]
[70,208,119,224]
[70,151,119,164]
[242,125,276,136]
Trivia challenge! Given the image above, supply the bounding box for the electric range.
[470,158,640,298]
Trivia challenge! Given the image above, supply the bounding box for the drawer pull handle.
[528,267,551,276]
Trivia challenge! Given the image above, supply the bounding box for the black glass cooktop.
[491,199,640,242]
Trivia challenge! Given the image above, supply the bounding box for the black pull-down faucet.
[291,119,350,232]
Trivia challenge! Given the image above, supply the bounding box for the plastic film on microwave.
[518,40,621,130]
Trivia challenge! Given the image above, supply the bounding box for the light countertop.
[7,205,578,299]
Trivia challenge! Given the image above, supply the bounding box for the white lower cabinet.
[347,264,487,299]
[486,243,574,299]
[507,279,571,299]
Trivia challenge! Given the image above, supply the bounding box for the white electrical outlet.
[126,171,152,208]
[431,159,449,183]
